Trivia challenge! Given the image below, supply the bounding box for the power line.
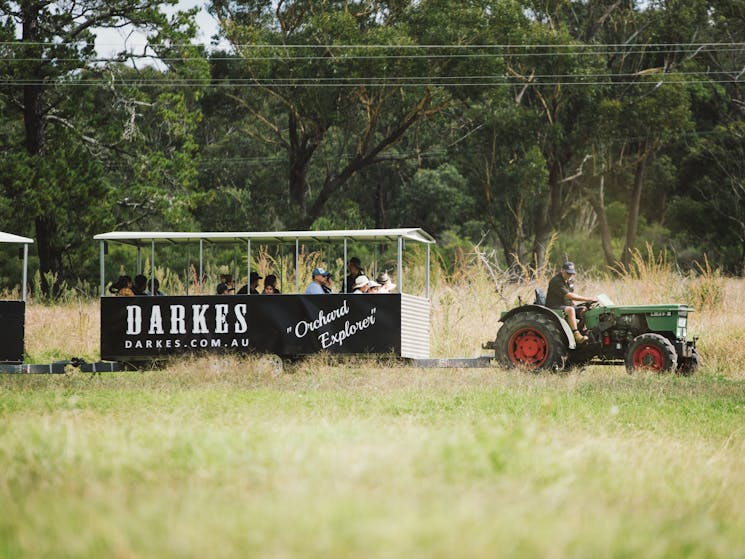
[1,69,741,85]
[2,46,745,63]
[1,78,739,87]
[2,41,745,48]
[8,70,733,82]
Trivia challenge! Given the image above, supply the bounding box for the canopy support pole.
[99,241,105,297]
[247,240,251,294]
[22,243,28,302]
[343,238,348,293]
[151,240,155,285]
[279,243,284,293]
[426,243,431,300]
[397,236,403,295]
[199,239,204,294]
[136,247,142,275]
[233,245,237,290]
[295,238,299,293]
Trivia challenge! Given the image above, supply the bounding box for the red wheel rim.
[508,327,548,367]
[632,344,665,370]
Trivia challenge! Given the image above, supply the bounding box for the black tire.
[495,310,569,372]
[677,350,700,376]
[625,333,678,373]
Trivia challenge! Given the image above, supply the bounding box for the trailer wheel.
[625,333,678,373]
[495,311,568,371]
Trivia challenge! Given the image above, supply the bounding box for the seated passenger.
[147,278,165,296]
[217,274,235,295]
[237,271,262,295]
[263,274,281,294]
[345,257,364,293]
[133,274,149,295]
[352,275,370,294]
[109,275,134,297]
[367,280,382,293]
[322,273,333,294]
[375,271,397,293]
[545,261,597,344]
[306,267,331,294]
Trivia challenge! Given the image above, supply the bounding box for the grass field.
[2,272,745,558]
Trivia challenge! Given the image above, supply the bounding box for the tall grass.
[14,244,745,377]
[1,359,743,558]
[4,245,745,558]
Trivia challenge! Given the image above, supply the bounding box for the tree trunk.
[287,111,317,217]
[301,98,429,228]
[532,199,551,270]
[22,3,63,295]
[374,180,386,229]
[22,4,43,155]
[495,230,525,281]
[621,149,648,268]
[35,216,63,297]
[739,223,745,276]
[586,175,620,269]
[532,161,562,270]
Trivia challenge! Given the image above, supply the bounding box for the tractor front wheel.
[625,333,678,373]
[495,311,569,372]
[677,349,700,376]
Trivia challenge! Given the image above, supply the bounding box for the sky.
[93,0,223,59]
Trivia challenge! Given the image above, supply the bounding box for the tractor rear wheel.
[495,311,569,371]
[625,333,678,373]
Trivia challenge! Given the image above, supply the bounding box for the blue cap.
[312,267,331,277]
[561,261,576,274]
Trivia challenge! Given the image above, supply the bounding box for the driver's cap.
[561,261,577,275]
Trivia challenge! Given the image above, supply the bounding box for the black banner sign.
[100,294,402,360]
[0,301,25,363]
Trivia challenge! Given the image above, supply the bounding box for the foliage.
[0,1,205,294]
[2,0,745,289]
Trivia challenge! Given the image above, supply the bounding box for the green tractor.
[488,293,699,373]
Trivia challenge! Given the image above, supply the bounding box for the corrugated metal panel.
[401,294,430,359]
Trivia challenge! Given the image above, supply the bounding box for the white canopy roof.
[94,228,435,246]
[0,232,33,244]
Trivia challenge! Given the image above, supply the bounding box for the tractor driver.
[545,261,597,344]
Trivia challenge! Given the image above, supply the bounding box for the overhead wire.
[2,41,745,48]
[2,46,745,62]
[1,41,741,88]
[1,78,739,87]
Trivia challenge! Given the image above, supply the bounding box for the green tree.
[456,98,549,271]
[0,1,204,293]
[209,0,510,228]
[394,163,472,234]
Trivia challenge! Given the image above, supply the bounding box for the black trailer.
[0,232,32,364]
[94,229,435,362]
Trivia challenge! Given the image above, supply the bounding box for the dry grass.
[5,262,745,558]
[20,269,745,378]
[429,267,744,378]
[24,300,100,363]
[1,357,743,558]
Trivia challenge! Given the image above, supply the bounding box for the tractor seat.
[533,288,547,306]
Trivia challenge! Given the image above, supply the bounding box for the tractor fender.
[500,305,577,350]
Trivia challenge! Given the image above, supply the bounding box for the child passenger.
[263,274,280,294]
[110,275,135,296]
[217,274,235,295]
